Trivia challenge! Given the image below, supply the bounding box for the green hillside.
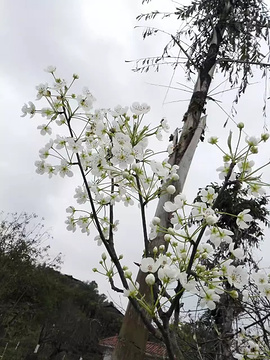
[0,212,122,359]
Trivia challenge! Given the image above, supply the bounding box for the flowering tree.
[114,0,270,358]
[22,65,270,359]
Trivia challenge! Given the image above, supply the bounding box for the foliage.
[136,0,270,97]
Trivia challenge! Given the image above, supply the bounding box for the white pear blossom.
[206,227,234,247]
[216,163,236,181]
[94,234,103,246]
[122,195,134,207]
[238,160,255,174]
[161,118,170,132]
[149,222,158,240]
[191,202,207,221]
[156,128,163,141]
[66,206,75,214]
[110,105,128,117]
[21,101,36,118]
[77,216,90,234]
[35,160,46,175]
[260,283,270,300]
[245,136,260,147]
[74,186,88,204]
[164,194,186,212]
[252,270,269,291]
[150,160,170,178]
[216,162,231,180]
[35,83,48,100]
[157,254,171,268]
[167,143,174,155]
[220,259,234,276]
[170,212,183,230]
[123,281,139,297]
[140,257,159,273]
[37,124,52,135]
[65,216,76,232]
[227,266,248,289]
[53,78,67,90]
[54,135,67,149]
[57,160,73,178]
[44,65,56,73]
[41,107,54,118]
[55,114,66,126]
[229,243,245,260]
[248,183,265,197]
[77,92,95,111]
[199,288,220,310]
[200,186,217,205]
[158,265,177,283]
[176,242,189,260]
[39,146,50,159]
[111,146,134,169]
[66,138,83,153]
[236,209,252,229]
[46,164,56,178]
[204,208,219,225]
[130,102,150,115]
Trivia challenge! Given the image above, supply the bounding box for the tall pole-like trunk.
[113,4,233,358]
[214,293,237,360]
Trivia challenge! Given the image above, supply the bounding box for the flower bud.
[229,290,239,299]
[164,234,171,242]
[124,270,132,278]
[152,217,160,225]
[166,185,176,194]
[171,174,179,181]
[101,253,107,260]
[119,254,124,260]
[92,268,98,272]
[237,122,244,129]
[261,133,269,142]
[145,273,155,286]
[153,246,158,254]
[159,245,165,252]
[250,146,258,154]
[223,154,231,162]
[132,163,140,171]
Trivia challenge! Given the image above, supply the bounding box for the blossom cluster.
[125,187,253,310]
[22,68,175,236]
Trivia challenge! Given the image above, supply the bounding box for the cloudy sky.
[1,0,270,309]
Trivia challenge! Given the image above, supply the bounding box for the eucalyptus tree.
[113,1,270,359]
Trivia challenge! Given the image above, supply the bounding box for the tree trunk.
[214,292,242,360]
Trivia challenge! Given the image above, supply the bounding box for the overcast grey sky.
[1,0,270,308]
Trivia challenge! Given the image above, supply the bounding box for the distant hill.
[0,261,122,360]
